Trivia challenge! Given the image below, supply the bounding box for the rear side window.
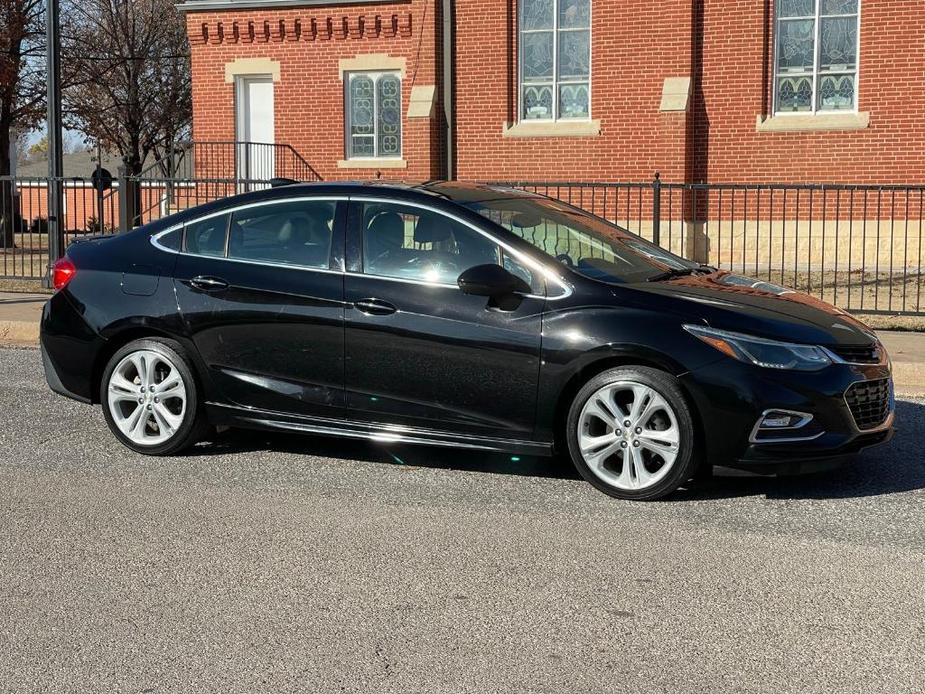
[183,213,229,257]
[155,227,181,251]
[228,200,336,269]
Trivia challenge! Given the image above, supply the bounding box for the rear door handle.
[354,298,397,316]
[189,275,229,291]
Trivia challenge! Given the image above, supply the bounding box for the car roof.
[272,180,544,204]
[140,180,544,235]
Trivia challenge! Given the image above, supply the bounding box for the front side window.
[775,0,859,113]
[229,200,336,269]
[358,201,540,288]
[346,72,402,158]
[519,0,590,121]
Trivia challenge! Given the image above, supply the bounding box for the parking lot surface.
[1,346,923,693]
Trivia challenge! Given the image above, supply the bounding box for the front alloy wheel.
[101,338,204,455]
[566,366,700,500]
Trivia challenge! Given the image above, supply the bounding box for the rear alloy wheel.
[101,339,204,455]
[566,366,700,500]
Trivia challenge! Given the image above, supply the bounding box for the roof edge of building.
[177,0,402,13]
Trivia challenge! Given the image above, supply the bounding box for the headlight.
[683,325,832,371]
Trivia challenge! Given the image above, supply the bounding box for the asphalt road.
[1,346,924,693]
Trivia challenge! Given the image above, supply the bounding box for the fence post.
[652,172,662,247]
[117,165,134,233]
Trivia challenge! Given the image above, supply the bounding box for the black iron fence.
[493,178,925,316]
[2,169,924,317]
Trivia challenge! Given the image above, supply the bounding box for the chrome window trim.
[348,195,573,300]
[149,196,348,275]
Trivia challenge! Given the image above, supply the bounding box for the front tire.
[566,366,701,500]
[100,338,205,455]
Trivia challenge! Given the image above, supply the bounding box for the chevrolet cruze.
[40,181,895,500]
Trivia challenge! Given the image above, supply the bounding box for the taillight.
[52,257,76,291]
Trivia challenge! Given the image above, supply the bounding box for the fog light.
[762,414,799,428]
[757,410,812,430]
[750,409,820,443]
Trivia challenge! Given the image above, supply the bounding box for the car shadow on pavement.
[190,427,578,480]
[188,400,925,499]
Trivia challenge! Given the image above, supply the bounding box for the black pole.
[44,0,65,286]
[652,172,662,247]
[96,141,104,233]
[442,0,455,180]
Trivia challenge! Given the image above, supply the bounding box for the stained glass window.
[346,72,402,159]
[774,0,859,113]
[520,0,590,121]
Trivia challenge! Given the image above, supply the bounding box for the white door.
[235,76,275,186]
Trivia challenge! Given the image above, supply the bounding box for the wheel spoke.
[584,439,623,470]
[155,366,180,393]
[635,392,667,429]
[129,353,147,387]
[629,446,653,487]
[110,372,137,393]
[628,385,653,425]
[154,402,183,430]
[584,393,617,426]
[580,431,618,456]
[151,404,174,436]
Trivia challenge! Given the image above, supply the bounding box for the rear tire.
[100,338,205,455]
[565,366,701,501]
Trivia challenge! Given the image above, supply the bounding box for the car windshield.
[464,195,697,284]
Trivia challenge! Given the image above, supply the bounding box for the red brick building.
[179,0,925,185]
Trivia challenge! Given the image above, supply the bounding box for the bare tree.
[0,0,45,247]
[63,0,192,180]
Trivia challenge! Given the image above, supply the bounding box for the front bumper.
[680,355,895,473]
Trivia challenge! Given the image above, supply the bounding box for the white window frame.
[772,0,862,115]
[344,71,403,160]
[518,0,592,123]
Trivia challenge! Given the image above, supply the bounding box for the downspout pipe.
[442,0,455,180]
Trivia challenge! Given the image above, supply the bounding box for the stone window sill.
[502,120,601,138]
[756,112,870,133]
[337,158,407,169]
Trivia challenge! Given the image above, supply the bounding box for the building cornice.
[189,11,414,44]
[178,0,405,11]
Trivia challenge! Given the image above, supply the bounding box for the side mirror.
[457,263,531,298]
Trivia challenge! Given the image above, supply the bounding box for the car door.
[343,197,545,439]
[172,197,347,418]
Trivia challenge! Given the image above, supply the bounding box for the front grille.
[845,378,892,430]
[829,343,881,364]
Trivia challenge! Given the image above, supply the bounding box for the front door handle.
[189,275,229,291]
[354,298,397,316]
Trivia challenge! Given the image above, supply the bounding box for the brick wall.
[694,0,925,184]
[186,0,444,181]
[185,0,925,185]
[453,0,695,182]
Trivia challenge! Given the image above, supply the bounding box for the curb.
[0,320,40,346]
[892,363,925,398]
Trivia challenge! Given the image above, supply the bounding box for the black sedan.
[40,181,894,500]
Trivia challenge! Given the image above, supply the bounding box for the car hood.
[622,271,877,347]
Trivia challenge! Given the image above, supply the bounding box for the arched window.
[775,0,860,113]
[519,0,591,121]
